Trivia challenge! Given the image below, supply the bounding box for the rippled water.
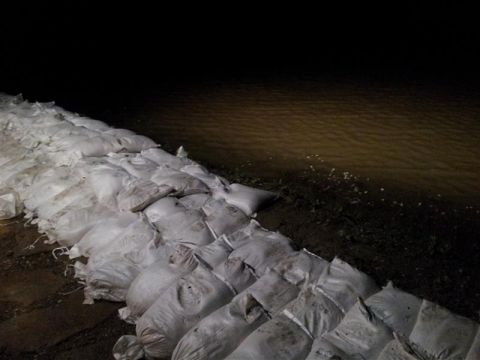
[119,80,480,203]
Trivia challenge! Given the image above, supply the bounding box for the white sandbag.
[202,198,249,238]
[34,180,96,226]
[376,336,427,360]
[213,183,278,216]
[113,335,144,360]
[116,178,172,212]
[173,293,269,360]
[122,235,235,323]
[150,165,209,196]
[76,254,142,304]
[273,248,329,286]
[0,157,38,186]
[365,282,422,337]
[136,259,255,359]
[409,299,478,359]
[66,116,110,132]
[69,212,139,259]
[321,298,394,359]
[76,221,161,303]
[47,205,116,246]
[84,160,134,210]
[0,188,22,219]
[152,208,214,246]
[220,219,269,250]
[225,283,341,360]
[22,167,81,212]
[142,196,185,223]
[57,134,125,163]
[122,244,199,322]
[180,164,229,190]
[172,270,298,360]
[314,257,379,315]
[178,193,210,210]
[141,147,194,169]
[117,134,158,153]
[227,227,296,276]
[105,153,160,179]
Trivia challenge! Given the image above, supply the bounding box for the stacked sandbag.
[171,269,300,360]
[130,257,257,359]
[120,236,234,323]
[307,285,480,360]
[225,255,376,360]
[306,298,398,359]
[3,94,480,360]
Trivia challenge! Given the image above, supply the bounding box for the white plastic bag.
[213,183,278,216]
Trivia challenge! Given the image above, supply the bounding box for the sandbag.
[135,258,256,359]
[0,188,22,219]
[172,270,299,360]
[68,213,140,259]
[178,193,210,210]
[122,234,236,323]
[141,147,194,169]
[213,183,278,216]
[225,283,340,360]
[121,244,199,322]
[180,164,229,190]
[76,222,161,303]
[221,219,270,249]
[105,153,161,179]
[116,178,172,212]
[202,198,249,238]
[142,196,185,223]
[150,165,209,196]
[321,299,394,359]
[409,299,478,359]
[152,208,214,246]
[273,248,329,287]
[376,336,428,360]
[227,227,296,276]
[314,257,379,315]
[47,205,116,246]
[365,282,422,337]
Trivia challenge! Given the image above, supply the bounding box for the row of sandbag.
[1,95,479,359]
[113,222,480,360]
[0,94,276,306]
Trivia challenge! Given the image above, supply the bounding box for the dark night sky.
[1,2,479,100]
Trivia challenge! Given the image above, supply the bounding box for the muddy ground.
[1,158,479,359]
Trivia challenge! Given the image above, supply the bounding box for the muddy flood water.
[113,79,480,205]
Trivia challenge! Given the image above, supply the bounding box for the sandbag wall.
[0,94,478,360]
